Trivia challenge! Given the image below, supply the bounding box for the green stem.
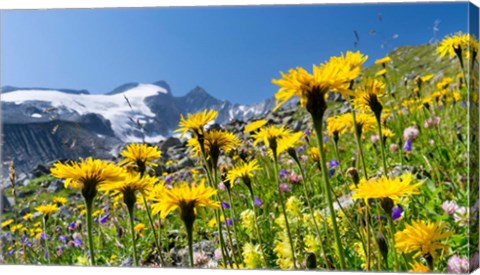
[350,109,368,178]
[227,190,242,261]
[127,205,139,266]
[375,117,389,176]
[85,198,96,266]
[273,155,297,269]
[248,188,268,267]
[42,217,51,264]
[387,216,399,271]
[220,202,241,268]
[186,223,194,267]
[312,118,347,270]
[142,196,166,266]
[293,158,329,267]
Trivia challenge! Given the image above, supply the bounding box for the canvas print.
[0,2,479,273]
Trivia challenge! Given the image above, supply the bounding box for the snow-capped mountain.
[2,81,276,143]
[1,81,282,176]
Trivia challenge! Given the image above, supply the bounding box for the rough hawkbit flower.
[403,126,419,141]
[442,201,459,216]
[279,183,291,192]
[447,255,469,273]
[221,202,230,209]
[390,143,399,153]
[392,205,403,221]
[424,116,441,129]
[371,134,380,144]
[254,196,263,207]
[403,139,412,151]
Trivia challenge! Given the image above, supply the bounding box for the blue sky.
[1,2,470,104]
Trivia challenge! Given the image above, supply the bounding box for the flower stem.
[84,198,96,266]
[312,118,347,270]
[42,217,50,264]
[248,187,268,267]
[293,158,329,267]
[142,196,166,266]
[227,190,243,261]
[273,155,297,269]
[186,222,194,267]
[386,216,399,271]
[127,204,139,266]
[375,116,389,176]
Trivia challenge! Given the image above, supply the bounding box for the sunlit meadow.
[0,31,479,273]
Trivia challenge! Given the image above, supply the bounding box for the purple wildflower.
[279,183,291,192]
[221,202,230,209]
[279,169,288,178]
[68,221,76,231]
[296,145,306,153]
[329,160,339,168]
[59,235,69,243]
[374,215,387,221]
[403,139,412,151]
[226,219,234,226]
[305,129,310,138]
[6,249,15,256]
[392,205,403,221]
[40,232,47,240]
[254,196,263,207]
[165,175,173,184]
[100,214,109,224]
[323,136,329,142]
[288,173,303,185]
[73,237,83,247]
[55,226,62,233]
[328,169,335,177]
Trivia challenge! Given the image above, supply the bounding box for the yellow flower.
[244,119,268,133]
[242,243,263,268]
[10,224,26,233]
[326,116,348,137]
[420,74,434,83]
[240,209,255,232]
[353,77,385,113]
[207,215,226,228]
[382,128,395,139]
[1,219,14,228]
[285,196,302,216]
[151,179,219,219]
[274,236,295,269]
[436,77,454,89]
[395,220,453,259]
[118,143,161,171]
[308,147,320,162]
[409,261,430,272]
[272,51,367,111]
[252,125,292,155]
[50,157,125,193]
[351,173,421,204]
[332,113,377,136]
[375,56,391,65]
[99,172,157,204]
[23,213,34,221]
[437,32,473,58]
[186,129,240,160]
[134,223,146,234]
[376,68,387,77]
[53,196,68,206]
[35,203,59,217]
[225,159,260,186]
[276,132,304,156]
[175,109,218,138]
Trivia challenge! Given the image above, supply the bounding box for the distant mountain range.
[1,81,287,176]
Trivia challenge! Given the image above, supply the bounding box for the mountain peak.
[152,80,172,95]
[187,86,211,97]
